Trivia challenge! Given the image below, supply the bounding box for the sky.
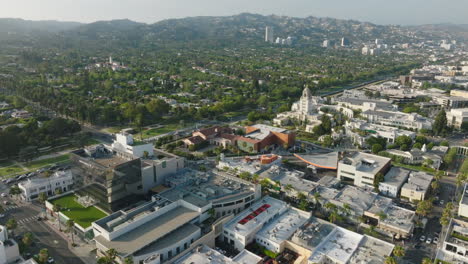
[0,0,467,25]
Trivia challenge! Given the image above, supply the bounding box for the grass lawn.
[51,194,108,228]
[0,165,25,177]
[137,126,176,140]
[393,162,436,174]
[27,154,70,169]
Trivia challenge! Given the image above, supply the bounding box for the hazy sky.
[1,0,467,25]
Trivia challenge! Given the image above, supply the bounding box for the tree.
[431,181,440,192]
[311,192,322,208]
[97,248,118,264]
[395,135,412,148]
[9,185,21,199]
[239,171,252,181]
[284,184,294,194]
[341,203,352,217]
[124,257,134,264]
[373,172,385,192]
[416,200,433,217]
[371,144,383,154]
[38,192,48,206]
[22,232,33,250]
[433,109,448,136]
[38,248,49,263]
[66,219,75,245]
[384,256,397,264]
[421,258,433,264]
[6,219,17,236]
[393,245,405,258]
[53,204,62,231]
[444,148,457,166]
[208,208,216,220]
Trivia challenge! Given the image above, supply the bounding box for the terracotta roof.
[196,126,230,137]
[220,133,237,141]
[236,136,260,144]
[184,136,205,145]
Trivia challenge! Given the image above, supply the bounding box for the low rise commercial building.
[379,167,410,198]
[291,217,395,264]
[436,218,468,263]
[173,244,261,264]
[217,154,282,175]
[447,108,468,129]
[93,196,207,263]
[362,110,433,130]
[112,129,155,158]
[458,184,468,218]
[18,170,73,201]
[161,169,261,219]
[222,196,310,253]
[345,119,416,147]
[0,225,23,264]
[337,152,391,188]
[400,171,434,202]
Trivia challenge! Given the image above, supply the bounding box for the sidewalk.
[44,218,96,264]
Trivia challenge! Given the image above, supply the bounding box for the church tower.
[299,86,314,115]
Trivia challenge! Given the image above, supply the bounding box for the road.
[0,188,85,264]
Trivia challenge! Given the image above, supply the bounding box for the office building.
[447,108,468,129]
[337,152,391,188]
[458,184,468,218]
[436,218,468,263]
[378,167,410,198]
[265,26,274,43]
[18,170,73,201]
[400,171,434,202]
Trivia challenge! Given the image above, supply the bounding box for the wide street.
[0,183,85,264]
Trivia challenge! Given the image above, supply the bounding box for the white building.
[265,27,274,43]
[447,108,468,129]
[222,196,310,253]
[291,218,395,264]
[337,152,391,188]
[174,244,261,264]
[436,218,468,263]
[400,171,433,202]
[362,110,433,130]
[18,170,73,201]
[93,196,208,263]
[458,184,468,218]
[379,167,410,198]
[112,129,154,158]
[345,119,416,147]
[0,225,22,264]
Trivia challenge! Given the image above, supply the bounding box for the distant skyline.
[1,0,468,25]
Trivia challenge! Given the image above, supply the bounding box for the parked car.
[0,214,5,218]
[47,257,55,263]
[420,235,426,242]
[433,237,439,244]
[440,200,445,206]
[1,193,6,197]
[426,237,432,244]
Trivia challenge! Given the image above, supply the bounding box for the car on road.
[1,193,7,197]
[433,237,439,244]
[426,237,432,244]
[47,257,55,263]
[440,200,445,206]
[420,235,426,242]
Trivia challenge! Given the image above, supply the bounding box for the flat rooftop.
[294,152,338,170]
[174,245,261,264]
[379,205,415,234]
[308,226,363,264]
[382,167,410,188]
[461,183,468,206]
[349,235,394,264]
[94,206,199,256]
[340,152,391,174]
[291,218,336,251]
[250,124,288,134]
[401,171,433,192]
[260,165,317,194]
[256,207,310,245]
[161,170,255,208]
[224,196,288,237]
[332,186,377,216]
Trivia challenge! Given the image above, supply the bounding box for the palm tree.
[384,256,397,264]
[421,257,432,264]
[284,184,294,195]
[22,232,33,250]
[53,204,62,231]
[393,245,405,259]
[38,248,49,263]
[38,192,48,206]
[377,210,388,221]
[124,256,134,264]
[6,219,17,237]
[329,210,342,224]
[324,202,337,211]
[341,203,352,216]
[311,192,322,208]
[65,219,75,245]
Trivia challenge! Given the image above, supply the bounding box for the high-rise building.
[375,39,382,45]
[265,26,274,43]
[322,39,330,48]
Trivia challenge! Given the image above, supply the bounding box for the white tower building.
[265,26,274,43]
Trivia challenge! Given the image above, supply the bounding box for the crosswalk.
[4,205,20,211]
[18,216,39,224]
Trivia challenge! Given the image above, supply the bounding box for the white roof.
[309,227,362,263]
[256,207,310,245]
[224,196,288,237]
